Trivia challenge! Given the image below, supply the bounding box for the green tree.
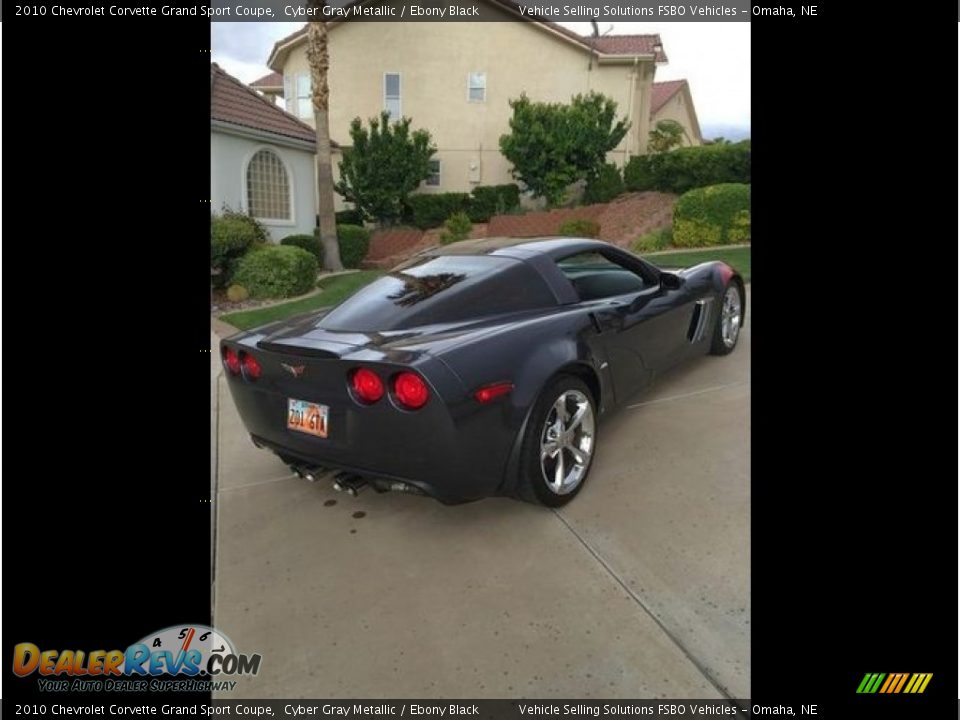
[499,92,630,207]
[334,112,436,225]
[305,7,343,270]
[648,119,686,154]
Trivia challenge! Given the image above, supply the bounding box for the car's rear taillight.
[350,368,385,404]
[223,347,240,376]
[393,372,430,410]
[474,381,514,404]
[241,352,261,381]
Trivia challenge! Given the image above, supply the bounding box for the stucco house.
[250,4,670,195]
[211,63,331,241]
[650,79,703,147]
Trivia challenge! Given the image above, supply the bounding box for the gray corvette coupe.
[221,237,745,506]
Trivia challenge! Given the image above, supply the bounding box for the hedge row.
[625,142,750,195]
[672,183,750,248]
[406,184,521,229]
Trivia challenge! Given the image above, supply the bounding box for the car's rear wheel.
[518,375,597,507]
[710,282,744,356]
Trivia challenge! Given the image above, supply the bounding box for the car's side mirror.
[660,272,683,291]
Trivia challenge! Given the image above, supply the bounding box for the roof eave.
[211,119,318,151]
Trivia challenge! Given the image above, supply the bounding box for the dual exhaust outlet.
[290,465,423,497]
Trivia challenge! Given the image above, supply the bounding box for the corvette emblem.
[281,363,306,378]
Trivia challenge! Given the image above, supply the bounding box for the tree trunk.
[307,19,343,271]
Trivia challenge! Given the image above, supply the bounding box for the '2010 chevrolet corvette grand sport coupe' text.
[220,237,745,506]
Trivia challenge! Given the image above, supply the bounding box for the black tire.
[709,282,745,356]
[517,375,597,507]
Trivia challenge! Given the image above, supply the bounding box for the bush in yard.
[406,193,470,229]
[439,212,473,245]
[232,245,318,299]
[336,224,371,268]
[210,210,268,287]
[335,112,437,225]
[280,233,323,263]
[500,92,630,206]
[583,163,625,204]
[624,141,751,194]
[558,218,601,238]
[672,184,750,248]
[226,284,249,303]
[335,209,364,225]
[632,227,672,253]
[468,184,521,222]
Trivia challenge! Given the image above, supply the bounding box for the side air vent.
[688,298,714,343]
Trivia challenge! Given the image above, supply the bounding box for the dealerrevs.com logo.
[13,625,261,693]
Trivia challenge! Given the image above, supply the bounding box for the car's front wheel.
[518,375,597,507]
[710,282,744,355]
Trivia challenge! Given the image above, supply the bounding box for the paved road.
[211,295,750,698]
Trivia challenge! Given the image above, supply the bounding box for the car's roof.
[425,236,612,260]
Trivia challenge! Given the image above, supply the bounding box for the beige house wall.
[651,89,702,147]
[276,19,657,195]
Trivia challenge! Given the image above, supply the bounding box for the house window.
[384,73,401,121]
[246,149,291,221]
[468,72,486,102]
[425,159,441,187]
[296,74,312,119]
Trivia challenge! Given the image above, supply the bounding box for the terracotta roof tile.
[211,64,325,147]
[250,71,283,89]
[651,80,687,114]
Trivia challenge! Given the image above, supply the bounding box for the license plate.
[287,399,329,438]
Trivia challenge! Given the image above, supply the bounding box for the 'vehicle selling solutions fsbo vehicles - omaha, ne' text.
[221,237,745,506]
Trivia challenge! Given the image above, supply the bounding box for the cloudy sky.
[212,21,750,139]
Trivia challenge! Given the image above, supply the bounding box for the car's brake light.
[351,368,385,404]
[241,352,261,380]
[223,347,241,375]
[393,372,430,410]
[474,381,514,404]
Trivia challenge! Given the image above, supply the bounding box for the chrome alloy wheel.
[540,389,595,495]
[721,286,742,348]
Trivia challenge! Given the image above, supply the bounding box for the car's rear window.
[319,255,557,331]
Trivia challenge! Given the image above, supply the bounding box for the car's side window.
[556,251,648,302]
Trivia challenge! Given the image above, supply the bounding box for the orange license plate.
[287,399,329,438]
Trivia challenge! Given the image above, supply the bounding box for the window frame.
[425,159,441,188]
[467,72,486,103]
[242,146,296,226]
[555,248,659,303]
[384,72,402,121]
[296,73,312,119]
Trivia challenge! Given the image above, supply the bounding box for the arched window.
[246,149,291,220]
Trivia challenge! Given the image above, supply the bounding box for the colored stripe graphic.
[858,672,932,694]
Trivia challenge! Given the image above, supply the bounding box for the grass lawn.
[644,246,751,282]
[221,270,384,331]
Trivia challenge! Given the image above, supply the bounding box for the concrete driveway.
[211,294,750,699]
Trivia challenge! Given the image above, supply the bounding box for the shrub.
[335,209,364,225]
[672,184,750,248]
[280,233,323,263]
[440,212,473,245]
[468,184,521,222]
[406,193,470,229]
[583,163,625,204]
[232,245,318,299]
[226,284,249,303]
[336,224,371,268]
[558,218,601,238]
[632,227,672,253]
[624,141,751,195]
[210,210,267,287]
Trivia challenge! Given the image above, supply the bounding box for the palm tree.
[306,11,344,271]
